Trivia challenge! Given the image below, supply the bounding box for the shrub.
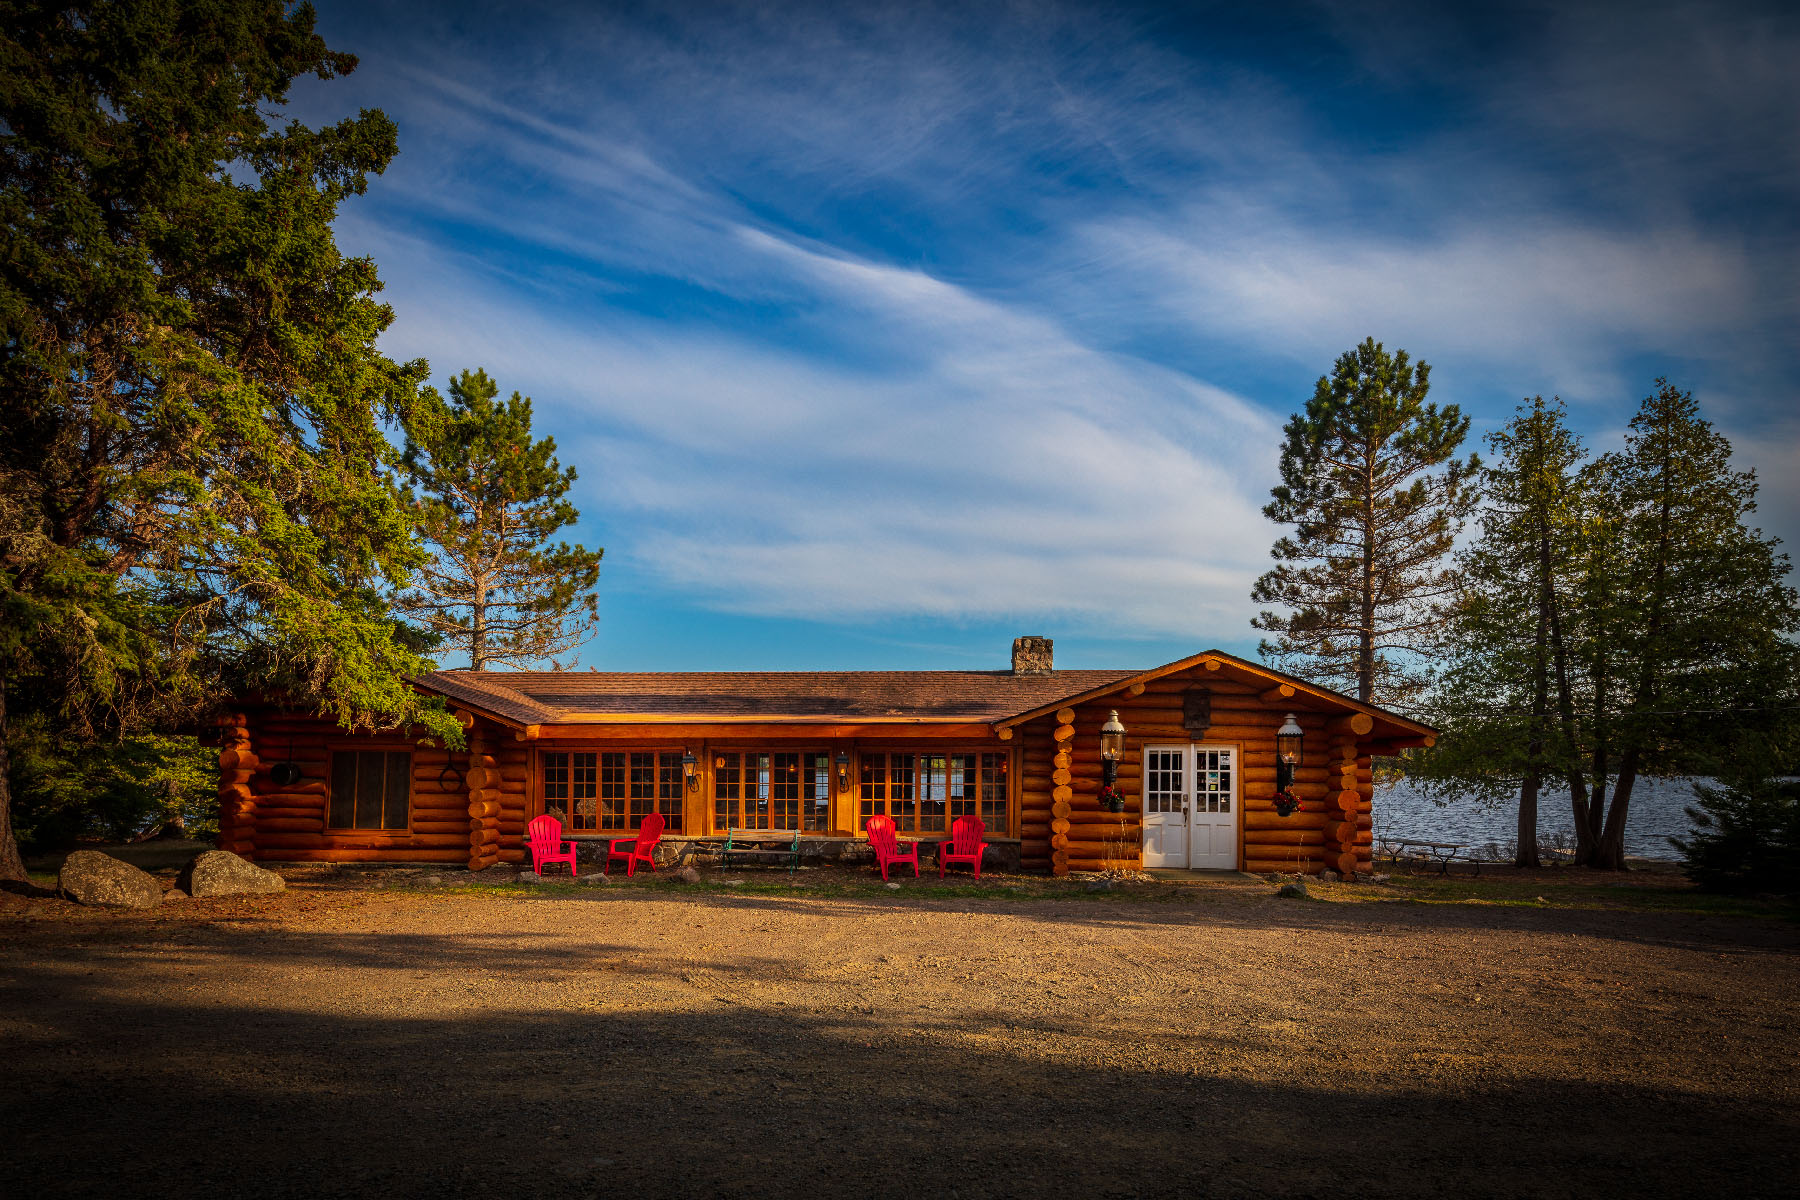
[1673,775,1800,895]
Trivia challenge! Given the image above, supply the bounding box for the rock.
[677,866,701,884]
[1370,873,1391,884]
[1086,879,1117,892]
[178,850,286,898]
[418,874,445,887]
[885,882,901,890]
[1277,881,1310,899]
[580,872,609,886]
[58,851,162,909]
[1319,869,1339,882]
[162,887,190,902]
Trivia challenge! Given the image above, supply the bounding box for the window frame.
[537,745,685,833]
[324,744,415,834]
[858,747,1011,836]
[713,748,832,832]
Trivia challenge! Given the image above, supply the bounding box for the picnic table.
[685,828,802,877]
[1377,837,1477,875]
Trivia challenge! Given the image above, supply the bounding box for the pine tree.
[398,370,603,670]
[1412,398,1587,865]
[0,0,459,880]
[1252,338,1478,709]
[1580,381,1799,869]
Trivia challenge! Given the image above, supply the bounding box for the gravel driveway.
[3,877,1796,1199]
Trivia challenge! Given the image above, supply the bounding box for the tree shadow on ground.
[3,964,1794,1200]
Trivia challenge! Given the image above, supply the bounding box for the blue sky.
[294,0,1800,672]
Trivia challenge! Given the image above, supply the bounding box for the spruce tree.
[1252,338,1478,709]
[397,370,603,670]
[0,1,458,880]
[1411,398,1587,866]
[1581,381,1799,869]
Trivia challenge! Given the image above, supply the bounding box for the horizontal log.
[1329,714,1375,736]
[410,820,469,835]
[252,849,462,863]
[1246,858,1323,875]
[1052,725,1075,742]
[250,804,324,820]
[1243,829,1325,846]
[255,818,323,833]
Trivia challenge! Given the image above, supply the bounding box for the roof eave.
[990,649,1438,737]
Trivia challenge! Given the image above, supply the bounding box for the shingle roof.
[415,668,1139,724]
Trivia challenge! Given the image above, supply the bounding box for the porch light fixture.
[1275,713,1304,791]
[835,750,851,791]
[682,751,699,791]
[1099,709,1127,787]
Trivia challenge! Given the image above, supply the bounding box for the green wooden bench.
[693,828,801,877]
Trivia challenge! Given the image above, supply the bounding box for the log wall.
[1017,663,1377,877]
[229,708,524,868]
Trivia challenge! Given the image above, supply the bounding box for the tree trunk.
[0,674,26,881]
[1516,771,1541,869]
[1538,500,1583,864]
[1592,747,1637,870]
[471,576,488,671]
[1359,460,1376,703]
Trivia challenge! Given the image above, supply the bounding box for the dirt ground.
[3,865,1797,1200]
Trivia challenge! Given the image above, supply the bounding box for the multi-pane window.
[1146,749,1183,814]
[543,751,598,829]
[715,751,828,831]
[328,750,411,831]
[861,751,1007,834]
[543,750,680,831]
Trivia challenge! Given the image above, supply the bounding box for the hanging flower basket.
[1097,783,1127,814]
[1272,789,1301,818]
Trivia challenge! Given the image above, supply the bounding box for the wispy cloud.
[304,0,1798,661]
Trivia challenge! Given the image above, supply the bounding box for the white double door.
[1142,744,1238,870]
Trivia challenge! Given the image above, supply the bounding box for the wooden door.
[1188,745,1238,870]
[1141,746,1188,868]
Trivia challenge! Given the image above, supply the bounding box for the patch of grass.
[1365,872,1796,919]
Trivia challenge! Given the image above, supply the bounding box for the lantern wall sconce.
[1275,714,1304,791]
[682,751,699,792]
[835,750,851,791]
[1099,709,1127,787]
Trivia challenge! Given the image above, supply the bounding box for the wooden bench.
[687,828,802,877]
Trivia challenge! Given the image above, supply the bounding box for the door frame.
[1140,741,1243,870]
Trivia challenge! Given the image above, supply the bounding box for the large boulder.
[59,851,162,909]
[178,850,286,898]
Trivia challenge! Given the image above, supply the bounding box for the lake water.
[1373,776,1709,861]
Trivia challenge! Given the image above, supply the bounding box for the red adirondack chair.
[608,812,665,877]
[938,815,988,880]
[864,814,919,882]
[526,814,579,878]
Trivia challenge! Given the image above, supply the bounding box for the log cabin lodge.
[213,638,1436,877]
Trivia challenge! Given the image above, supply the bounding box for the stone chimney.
[1012,635,1054,675]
